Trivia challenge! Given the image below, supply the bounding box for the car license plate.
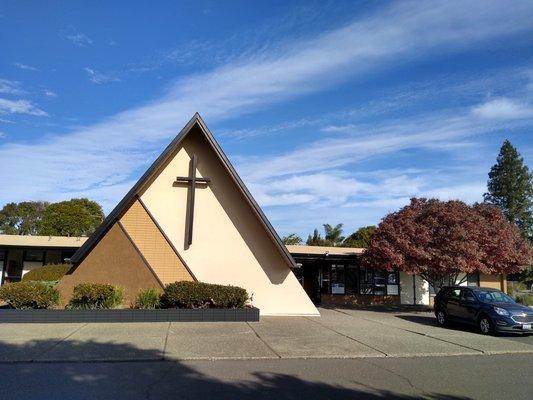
[523,324,531,330]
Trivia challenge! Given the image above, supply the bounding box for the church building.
[57,114,319,316]
[0,114,507,313]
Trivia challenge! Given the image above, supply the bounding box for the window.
[360,267,374,294]
[463,290,476,302]
[466,273,479,287]
[25,250,44,262]
[330,264,345,294]
[345,265,358,295]
[449,289,462,299]
[0,250,4,261]
[373,271,387,295]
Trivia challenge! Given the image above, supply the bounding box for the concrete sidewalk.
[0,308,531,362]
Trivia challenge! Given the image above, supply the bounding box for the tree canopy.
[484,140,533,239]
[1,198,104,237]
[362,198,532,291]
[343,225,376,248]
[39,198,104,237]
[0,201,49,235]
[282,233,303,245]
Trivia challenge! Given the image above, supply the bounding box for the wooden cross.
[174,154,211,246]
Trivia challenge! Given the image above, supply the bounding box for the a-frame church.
[57,114,319,316]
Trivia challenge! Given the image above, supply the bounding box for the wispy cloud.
[0,79,25,95]
[61,27,93,47]
[84,68,120,84]
[0,98,48,116]
[43,89,57,98]
[0,0,532,211]
[13,62,38,71]
[471,97,533,120]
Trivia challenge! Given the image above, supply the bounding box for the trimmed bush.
[161,281,248,309]
[68,283,124,309]
[132,288,161,309]
[0,281,60,309]
[22,263,71,283]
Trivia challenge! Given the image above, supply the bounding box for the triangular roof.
[71,113,296,268]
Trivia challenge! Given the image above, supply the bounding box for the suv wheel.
[436,309,447,326]
[478,315,493,335]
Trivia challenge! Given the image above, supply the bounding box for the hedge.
[161,281,248,309]
[22,263,71,283]
[132,288,161,309]
[0,281,60,309]
[68,283,124,309]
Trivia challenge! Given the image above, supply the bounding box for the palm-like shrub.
[132,288,161,309]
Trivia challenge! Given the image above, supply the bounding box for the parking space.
[0,308,531,362]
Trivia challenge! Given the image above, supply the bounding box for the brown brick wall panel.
[119,199,193,285]
[56,223,162,307]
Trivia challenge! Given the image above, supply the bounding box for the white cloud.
[0,98,48,116]
[0,79,24,95]
[62,27,93,47]
[43,89,57,98]
[1,0,532,210]
[84,68,120,84]
[471,97,533,120]
[13,63,38,71]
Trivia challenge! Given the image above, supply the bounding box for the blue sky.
[1,0,532,238]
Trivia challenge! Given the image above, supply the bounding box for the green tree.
[0,201,49,235]
[306,224,344,246]
[484,140,533,239]
[343,225,376,248]
[323,223,344,245]
[39,198,104,237]
[306,228,327,246]
[282,233,303,245]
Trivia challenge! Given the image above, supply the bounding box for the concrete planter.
[0,307,259,323]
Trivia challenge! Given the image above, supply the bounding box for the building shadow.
[0,338,473,400]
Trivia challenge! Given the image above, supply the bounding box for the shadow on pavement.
[0,339,472,400]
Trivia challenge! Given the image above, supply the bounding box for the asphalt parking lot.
[0,308,531,362]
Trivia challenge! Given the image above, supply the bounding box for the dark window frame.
[324,262,400,296]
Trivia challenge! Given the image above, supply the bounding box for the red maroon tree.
[362,198,532,291]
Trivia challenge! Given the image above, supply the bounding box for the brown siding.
[119,199,194,284]
[479,273,506,291]
[56,223,162,307]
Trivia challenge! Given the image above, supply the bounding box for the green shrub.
[22,263,71,283]
[132,288,161,309]
[161,281,248,309]
[515,293,533,306]
[68,283,124,309]
[0,281,60,309]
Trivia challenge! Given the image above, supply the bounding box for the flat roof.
[0,234,88,248]
[0,235,364,256]
[285,245,364,256]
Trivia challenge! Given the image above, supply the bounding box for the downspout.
[413,275,416,305]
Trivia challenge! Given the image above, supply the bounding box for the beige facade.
[62,115,319,315]
[139,124,318,315]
